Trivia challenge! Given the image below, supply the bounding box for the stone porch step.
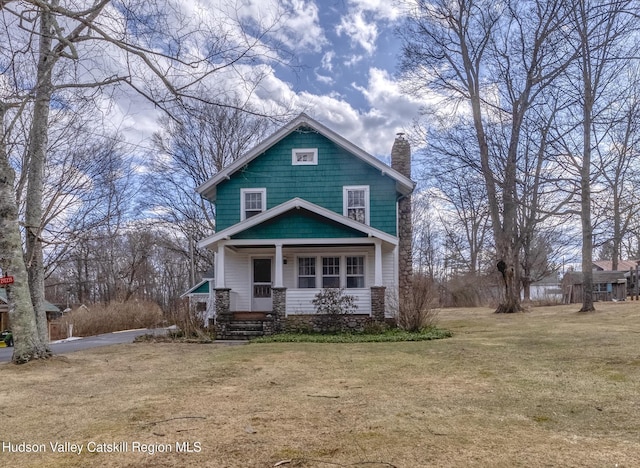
[215,318,269,340]
[228,320,265,332]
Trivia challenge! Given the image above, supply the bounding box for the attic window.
[292,148,318,165]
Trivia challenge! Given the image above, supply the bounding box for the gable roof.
[593,260,639,271]
[181,279,211,298]
[197,197,398,249]
[197,113,415,201]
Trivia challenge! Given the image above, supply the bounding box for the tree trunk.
[25,3,57,347]
[578,8,595,313]
[496,244,523,313]
[0,103,50,364]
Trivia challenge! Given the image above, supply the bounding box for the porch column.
[215,242,226,289]
[274,242,284,288]
[214,288,232,339]
[374,239,383,286]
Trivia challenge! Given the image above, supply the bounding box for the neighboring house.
[592,260,640,296]
[196,113,415,338]
[181,270,216,327]
[529,273,562,302]
[0,288,61,332]
[561,270,627,304]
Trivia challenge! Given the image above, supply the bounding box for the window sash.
[298,257,316,288]
[242,189,265,219]
[346,256,365,288]
[322,257,340,288]
[344,186,369,224]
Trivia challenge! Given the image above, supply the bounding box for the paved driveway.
[0,328,165,363]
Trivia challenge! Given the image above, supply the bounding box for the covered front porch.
[197,198,399,338]
[213,239,395,321]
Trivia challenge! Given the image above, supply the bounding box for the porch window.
[343,186,370,225]
[298,257,316,288]
[322,257,340,288]
[346,256,365,288]
[241,188,266,220]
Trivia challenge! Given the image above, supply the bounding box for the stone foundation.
[284,314,374,333]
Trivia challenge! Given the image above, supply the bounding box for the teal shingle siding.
[215,127,398,236]
[232,209,367,240]
[192,282,210,294]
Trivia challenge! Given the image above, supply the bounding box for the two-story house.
[196,113,414,338]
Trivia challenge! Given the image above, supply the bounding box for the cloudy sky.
[118,0,423,162]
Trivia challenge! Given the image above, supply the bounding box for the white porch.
[213,240,397,317]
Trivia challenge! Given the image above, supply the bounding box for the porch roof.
[198,198,398,250]
[180,279,211,298]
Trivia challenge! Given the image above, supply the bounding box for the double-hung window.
[241,188,266,220]
[298,257,316,288]
[322,257,341,288]
[343,186,370,225]
[346,256,365,288]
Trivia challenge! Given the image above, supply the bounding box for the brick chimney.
[391,133,412,310]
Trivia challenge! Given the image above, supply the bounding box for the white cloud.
[336,10,378,54]
[346,0,404,21]
[321,51,335,72]
[230,0,328,53]
[315,72,334,85]
[333,0,404,56]
[344,54,365,67]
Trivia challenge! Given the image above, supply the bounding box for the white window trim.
[297,256,317,289]
[240,188,267,221]
[294,254,368,289]
[346,255,366,288]
[292,148,318,165]
[343,185,370,225]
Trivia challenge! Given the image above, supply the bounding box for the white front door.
[252,258,273,311]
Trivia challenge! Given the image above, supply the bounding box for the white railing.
[285,288,371,315]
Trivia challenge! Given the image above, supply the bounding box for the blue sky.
[277,0,404,112]
[116,0,424,161]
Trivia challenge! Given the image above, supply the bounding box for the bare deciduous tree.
[400,0,576,312]
[1,0,290,362]
[560,0,638,311]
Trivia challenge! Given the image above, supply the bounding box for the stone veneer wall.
[284,314,374,333]
[214,288,231,337]
[370,286,386,321]
[271,287,287,333]
[391,134,413,313]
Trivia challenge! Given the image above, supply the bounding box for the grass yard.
[1,302,640,467]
